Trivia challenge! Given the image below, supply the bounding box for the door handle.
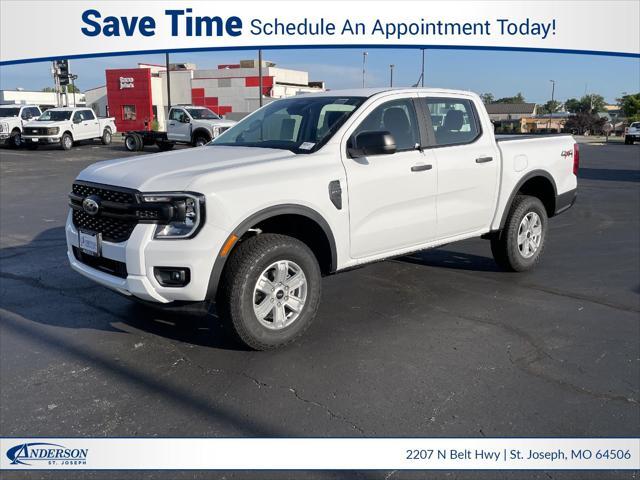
[476,156,493,163]
[411,164,432,172]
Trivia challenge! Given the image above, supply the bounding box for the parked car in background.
[22,107,116,150]
[0,104,42,147]
[66,88,578,350]
[624,122,640,144]
[123,106,236,152]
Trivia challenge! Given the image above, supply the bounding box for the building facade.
[84,60,324,132]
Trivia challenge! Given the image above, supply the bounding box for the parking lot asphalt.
[0,139,639,480]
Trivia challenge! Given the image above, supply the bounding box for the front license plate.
[32,138,39,142]
[78,230,101,257]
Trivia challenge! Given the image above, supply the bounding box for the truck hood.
[0,116,19,122]
[24,121,62,127]
[77,146,296,191]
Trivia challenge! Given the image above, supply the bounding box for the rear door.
[340,94,438,259]
[81,109,100,138]
[418,95,500,237]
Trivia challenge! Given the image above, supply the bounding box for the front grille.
[25,127,49,135]
[73,247,128,278]
[70,181,139,243]
[72,183,136,204]
[72,209,137,243]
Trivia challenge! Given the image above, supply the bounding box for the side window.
[21,109,30,120]
[123,105,137,121]
[169,109,184,122]
[423,98,480,146]
[72,111,83,123]
[82,109,95,120]
[29,107,41,117]
[352,99,420,151]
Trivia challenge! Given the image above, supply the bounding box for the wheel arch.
[498,170,557,229]
[191,127,212,144]
[206,204,338,301]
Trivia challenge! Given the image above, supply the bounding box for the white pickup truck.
[22,107,116,150]
[123,105,236,152]
[0,104,42,147]
[66,88,578,349]
[624,122,640,144]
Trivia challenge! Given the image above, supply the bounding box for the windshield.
[0,107,20,117]
[186,108,220,120]
[212,96,365,153]
[37,110,72,121]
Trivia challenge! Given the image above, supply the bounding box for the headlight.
[140,192,205,239]
[0,122,7,133]
[46,127,59,135]
[211,126,220,138]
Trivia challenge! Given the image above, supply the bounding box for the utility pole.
[362,51,368,88]
[165,52,172,110]
[70,74,78,107]
[547,79,555,131]
[421,49,425,87]
[389,64,395,87]
[258,49,263,107]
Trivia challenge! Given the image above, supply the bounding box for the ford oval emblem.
[82,196,100,216]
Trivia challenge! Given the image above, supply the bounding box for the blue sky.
[1,48,638,104]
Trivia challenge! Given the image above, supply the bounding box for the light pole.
[258,49,263,107]
[389,64,395,87]
[362,51,368,88]
[421,49,425,87]
[547,79,555,131]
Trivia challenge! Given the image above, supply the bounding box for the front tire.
[193,134,210,147]
[217,234,322,350]
[9,130,21,148]
[61,132,73,151]
[491,195,548,272]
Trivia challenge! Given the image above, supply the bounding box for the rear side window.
[423,98,480,146]
[352,99,420,151]
[82,109,95,120]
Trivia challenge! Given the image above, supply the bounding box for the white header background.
[1,0,639,64]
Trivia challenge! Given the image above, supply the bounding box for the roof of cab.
[294,87,478,99]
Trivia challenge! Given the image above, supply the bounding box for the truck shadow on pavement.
[578,167,640,183]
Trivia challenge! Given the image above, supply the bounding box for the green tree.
[538,100,562,115]
[494,93,526,104]
[565,94,605,114]
[618,93,640,121]
[480,93,494,104]
[41,87,56,92]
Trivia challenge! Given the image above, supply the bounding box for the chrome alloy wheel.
[252,260,308,330]
[517,212,542,259]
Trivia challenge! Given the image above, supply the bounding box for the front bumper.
[22,135,61,144]
[0,133,10,140]
[65,211,228,303]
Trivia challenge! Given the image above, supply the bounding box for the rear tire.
[124,133,143,152]
[217,234,322,350]
[101,128,112,145]
[625,136,633,145]
[491,195,548,272]
[61,132,73,151]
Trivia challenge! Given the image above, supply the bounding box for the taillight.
[573,143,580,176]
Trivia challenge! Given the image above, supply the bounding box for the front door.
[167,108,191,141]
[341,96,438,259]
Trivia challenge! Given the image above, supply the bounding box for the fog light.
[154,267,190,287]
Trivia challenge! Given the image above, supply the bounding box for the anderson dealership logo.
[6,442,88,466]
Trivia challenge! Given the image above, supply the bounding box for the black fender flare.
[498,169,557,229]
[191,128,212,144]
[206,204,338,300]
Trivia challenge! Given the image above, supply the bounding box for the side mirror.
[182,116,191,124]
[348,131,396,158]
[73,118,82,124]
